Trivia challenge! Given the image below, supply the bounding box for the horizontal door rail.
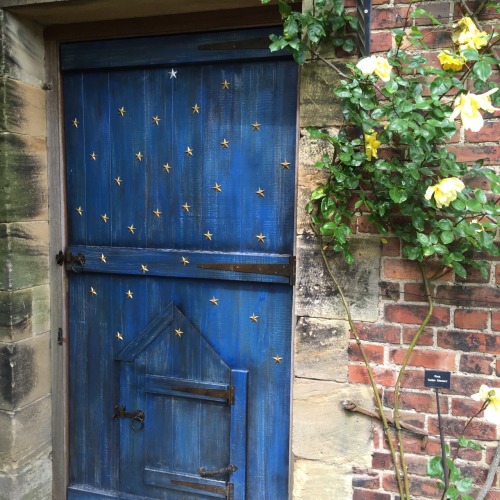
[65,245,293,284]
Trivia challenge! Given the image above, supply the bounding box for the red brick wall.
[348,1,500,498]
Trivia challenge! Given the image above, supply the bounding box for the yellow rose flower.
[437,51,466,71]
[425,177,465,208]
[449,89,500,132]
[471,385,500,424]
[356,56,393,82]
[364,131,381,161]
[452,16,489,51]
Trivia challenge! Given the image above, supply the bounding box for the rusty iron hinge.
[55,250,86,272]
[171,480,234,499]
[172,385,235,405]
[198,256,295,285]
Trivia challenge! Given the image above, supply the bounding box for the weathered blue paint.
[63,28,297,499]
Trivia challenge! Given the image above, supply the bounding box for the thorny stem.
[311,224,405,499]
[394,261,434,499]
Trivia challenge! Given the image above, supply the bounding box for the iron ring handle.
[130,411,145,431]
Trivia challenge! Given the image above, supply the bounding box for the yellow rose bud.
[364,131,381,161]
[437,51,465,71]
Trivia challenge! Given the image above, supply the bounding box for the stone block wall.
[293,1,500,499]
[0,10,52,500]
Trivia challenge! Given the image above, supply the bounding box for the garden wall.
[293,0,500,498]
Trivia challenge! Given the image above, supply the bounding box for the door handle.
[197,464,238,478]
[112,404,145,431]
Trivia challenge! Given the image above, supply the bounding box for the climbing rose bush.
[302,11,500,278]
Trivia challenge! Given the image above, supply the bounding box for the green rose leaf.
[473,60,493,82]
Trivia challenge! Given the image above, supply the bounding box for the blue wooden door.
[61,28,297,500]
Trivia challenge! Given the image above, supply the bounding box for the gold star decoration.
[114,177,122,186]
[221,80,230,89]
[140,264,149,274]
[135,151,143,161]
[72,118,79,128]
[100,254,107,263]
[252,121,261,131]
[210,297,219,306]
[153,208,161,218]
[101,214,109,223]
[90,152,97,161]
[256,188,265,197]
[152,115,161,125]
[212,183,222,192]
[250,313,259,322]
[76,206,83,216]
[185,147,193,156]
[163,163,172,173]
[182,202,191,212]
[281,160,291,170]
[273,355,283,364]
[169,68,177,79]
[192,104,200,113]
[126,290,133,299]
[256,233,266,242]
[181,256,189,266]
[174,328,183,337]
[220,138,230,148]
[204,231,213,240]
[127,224,136,234]
[118,107,126,116]
[115,332,123,341]
[90,287,97,296]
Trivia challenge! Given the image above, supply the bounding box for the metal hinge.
[55,250,86,272]
[171,385,235,405]
[198,256,296,285]
[171,480,234,499]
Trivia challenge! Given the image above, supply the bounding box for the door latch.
[112,404,145,431]
[197,464,238,478]
[56,250,86,272]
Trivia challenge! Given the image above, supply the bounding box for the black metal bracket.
[357,0,372,57]
[56,250,86,273]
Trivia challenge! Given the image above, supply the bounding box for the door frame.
[45,5,299,499]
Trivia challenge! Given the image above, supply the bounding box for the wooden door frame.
[45,5,297,499]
